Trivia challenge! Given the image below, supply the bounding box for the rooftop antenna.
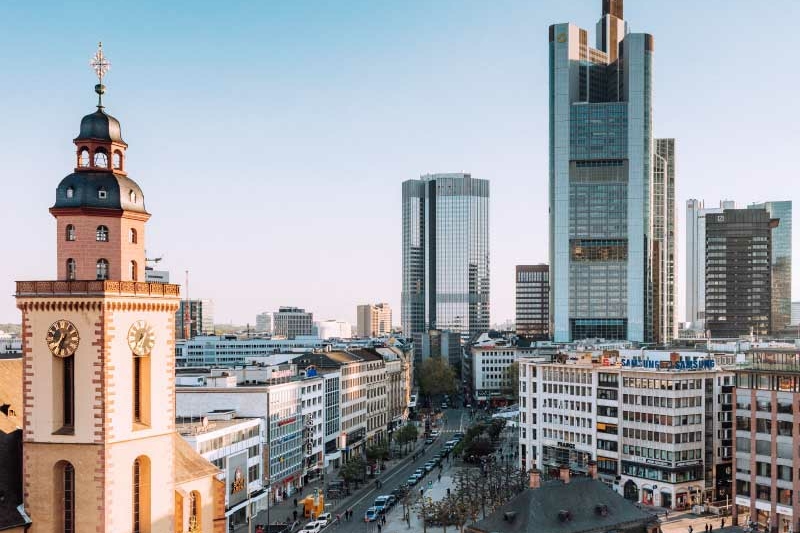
[184,270,191,339]
[90,42,111,108]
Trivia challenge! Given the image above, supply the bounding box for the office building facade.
[549,1,673,343]
[357,303,393,338]
[705,209,776,338]
[515,264,550,339]
[176,299,215,339]
[255,312,272,334]
[273,306,313,338]
[401,173,490,341]
[653,139,676,343]
[748,201,792,333]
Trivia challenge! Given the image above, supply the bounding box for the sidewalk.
[382,469,460,533]
[243,440,427,531]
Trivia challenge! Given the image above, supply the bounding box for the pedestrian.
[377,524,382,533]
[294,497,298,508]
[437,473,441,482]
[293,510,298,521]
[336,513,341,525]
[665,509,669,519]
[689,525,693,533]
[721,518,725,529]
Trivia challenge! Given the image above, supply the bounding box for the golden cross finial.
[90,42,111,107]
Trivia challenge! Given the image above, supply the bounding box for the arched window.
[93,148,108,168]
[96,259,109,280]
[130,260,138,281]
[55,461,76,533]
[129,228,138,244]
[133,350,150,427]
[66,224,76,242]
[189,491,201,531]
[78,148,90,167]
[66,259,77,281]
[96,225,109,242]
[66,186,75,199]
[113,150,123,170]
[132,456,151,533]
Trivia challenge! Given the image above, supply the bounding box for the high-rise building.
[549,1,671,343]
[175,298,214,339]
[314,319,352,339]
[255,311,272,334]
[685,199,735,328]
[653,139,676,343]
[356,303,392,337]
[748,201,792,332]
[273,306,313,338]
[705,208,776,338]
[401,173,490,341]
[515,264,550,339]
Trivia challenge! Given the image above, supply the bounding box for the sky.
[1,0,799,328]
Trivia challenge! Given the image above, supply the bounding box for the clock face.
[128,320,155,356]
[46,320,80,358]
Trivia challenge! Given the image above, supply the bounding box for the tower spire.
[90,42,111,108]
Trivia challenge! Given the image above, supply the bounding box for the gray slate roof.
[468,477,657,533]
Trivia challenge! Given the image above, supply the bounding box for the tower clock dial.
[46,319,80,357]
[128,320,155,356]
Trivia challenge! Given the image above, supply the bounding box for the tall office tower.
[549,0,666,343]
[706,208,777,338]
[401,173,490,342]
[255,311,272,334]
[653,139,676,343]
[356,303,393,337]
[748,201,792,332]
[685,199,736,328]
[175,298,214,339]
[273,306,314,338]
[515,264,550,339]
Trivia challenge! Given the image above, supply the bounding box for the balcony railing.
[16,280,180,298]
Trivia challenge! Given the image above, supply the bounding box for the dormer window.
[96,225,109,242]
[66,186,74,199]
[98,187,107,199]
[130,190,137,203]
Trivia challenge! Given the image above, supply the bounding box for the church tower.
[16,44,223,533]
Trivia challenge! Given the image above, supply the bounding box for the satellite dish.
[202,416,209,428]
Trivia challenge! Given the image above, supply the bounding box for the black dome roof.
[53,171,147,214]
[75,108,125,144]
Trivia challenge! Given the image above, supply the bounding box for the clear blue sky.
[1,0,798,327]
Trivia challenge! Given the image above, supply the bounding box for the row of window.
[66,258,138,281]
[76,146,124,171]
[65,224,137,243]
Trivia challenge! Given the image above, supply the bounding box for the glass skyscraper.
[748,201,792,333]
[401,173,490,341]
[549,0,673,343]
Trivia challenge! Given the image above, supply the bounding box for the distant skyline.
[1,1,799,327]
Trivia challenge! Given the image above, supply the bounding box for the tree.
[339,456,366,487]
[366,442,389,464]
[504,361,520,401]
[417,358,457,399]
[394,423,419,454]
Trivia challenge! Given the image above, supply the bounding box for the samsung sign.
[621,359,715,370]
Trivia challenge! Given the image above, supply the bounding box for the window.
[113,150,123,170]
[66,224,76,241]
[78,148,90,167]
[132,456,151,533]
[129,228,138,244]
[53,354,75,434]
[56,461,76,533]
[96,259,109,280]
[96,225,109,241]
[189,491,201,531]
[133,353,151,427]
[98,187,107,200]
[66,259,76,281]
[129,190,137,203]
[94,148,108,168]
[66,186,75,199]
[130,261,138,281]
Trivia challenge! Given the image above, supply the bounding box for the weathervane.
[90,42,111,107]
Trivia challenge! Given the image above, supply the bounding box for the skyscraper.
[549,1,671,343]
[401,173,490,341]
[515,264,550,339]
[748,201,792,332]
[653,138,676,343]
[685,199,735,328]
[357,303,392,337]
[705,208,776,338]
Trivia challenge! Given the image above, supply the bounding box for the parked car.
[364,507,379,522]
[415,468,425,477]
[407,475,419,486]
[302,521,323,533]
[424,462,435,472]
[425,436,434,444]
[316,513,332,526]
[374,496,389,513]
[386,495,397,507]
[453,432,465,439]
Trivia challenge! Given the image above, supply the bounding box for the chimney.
[559,464,570,484]
[588,460,598,480]
[528,468,541,489]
